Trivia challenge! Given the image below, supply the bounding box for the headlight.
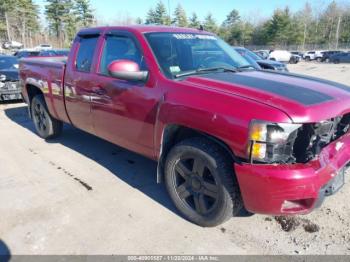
[0,74,6,81]
[248,120,301,163]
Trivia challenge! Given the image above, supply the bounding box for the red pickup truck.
[19,26,350,227]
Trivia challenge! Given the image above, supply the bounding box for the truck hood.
[183,70,350,123]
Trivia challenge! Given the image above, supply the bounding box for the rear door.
[64,32,100,134]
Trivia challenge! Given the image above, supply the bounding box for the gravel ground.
[0,62,350,255]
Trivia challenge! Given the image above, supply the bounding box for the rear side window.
[76,37,99,72]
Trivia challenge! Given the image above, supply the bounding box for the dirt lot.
[0,62,350,255]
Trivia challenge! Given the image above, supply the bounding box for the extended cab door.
[91,31,160,158]
[64,32,100,134]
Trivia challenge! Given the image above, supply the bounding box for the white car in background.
[2,40,23,50]
[268,50,292,63]
[34,44,53,51]
[303,51,324,61]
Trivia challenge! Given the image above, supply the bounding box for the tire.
[164,137,243,227]
[334,59,340,64]
[326,58,330,63]
[305,57,311,61]
[316,57,322,62]
[31,94,63,139]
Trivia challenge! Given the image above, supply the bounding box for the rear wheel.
[305,57,311,61]
[31,95,63,139]
[326,58,330,63]
[316,57,322,62]
[165,138,243,227]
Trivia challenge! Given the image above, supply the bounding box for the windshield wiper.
[174,67,237,78]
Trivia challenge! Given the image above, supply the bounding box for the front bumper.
[235,132,350,215]
[0,81,22,101]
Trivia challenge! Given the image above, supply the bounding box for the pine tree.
[74,0,94,27]
[266,7,293,45]
[153,1,171,25]
[203,13,218,33]
[145,8,156,24]
[45,0,74,39]
[173,4,188,27]
[222,9,240,27]
[135,17,143,24]
[189,13,200,29]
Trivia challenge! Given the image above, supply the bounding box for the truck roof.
[78,25,212,35]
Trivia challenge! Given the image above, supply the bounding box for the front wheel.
[31,95,63,139]
[165,138,243,227]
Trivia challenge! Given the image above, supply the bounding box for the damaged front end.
[248,113,350,164]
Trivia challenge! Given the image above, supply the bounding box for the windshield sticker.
[169,66,181,73]
[172,34,217,40]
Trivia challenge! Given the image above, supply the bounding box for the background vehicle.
[268,50,292,63]
[234,47,288,71]
[19,26,350,227]
[14,49,40,59]
[0,55,21,101]
[321,51,343,62]
[289,54,301,64]
[14,49,68,58]
[303,51,324,61]
[2,41,23,50]
[254,50,269,59]
[330,52,350,64]
[291,51,304,57]
[34,44,53,50]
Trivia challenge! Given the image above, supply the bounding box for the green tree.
[0,0,40,44]
[145,8,156,24]
[266,7,293,45]
[135,17,143,24]
[0,0,17,40]
[188,12,200,28]
[203,13,218,33]
[154,1,170,25]
[74,0,94,27]
[45,0,74,39]
[172,4,188,27]
[222,9,240,27]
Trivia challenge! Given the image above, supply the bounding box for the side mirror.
[107,60,149,82]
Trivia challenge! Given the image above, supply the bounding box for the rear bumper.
[235,132,350,215]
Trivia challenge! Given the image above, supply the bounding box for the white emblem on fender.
[336,142,344,151]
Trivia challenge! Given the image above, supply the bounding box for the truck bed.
[20,56,70,123]
[21,56,67,68]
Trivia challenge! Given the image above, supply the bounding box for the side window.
[76,36,99,72]
[100,35,144,75]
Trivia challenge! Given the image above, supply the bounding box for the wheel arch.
[156,124,240,183]
[25,83,44,118]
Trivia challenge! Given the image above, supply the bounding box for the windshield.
[145,33,250,79]
[0,57,19,70]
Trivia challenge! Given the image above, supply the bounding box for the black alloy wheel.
[31,95,62,139]
[165,138,243,227]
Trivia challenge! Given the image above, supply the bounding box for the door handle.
[92,86,107,96]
